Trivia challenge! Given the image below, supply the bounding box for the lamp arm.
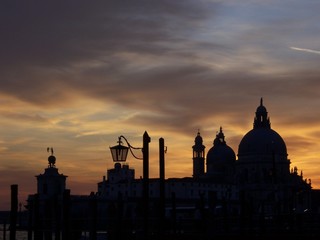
[119,135,143,160]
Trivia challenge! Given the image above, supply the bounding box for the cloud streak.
[290,47,320,55]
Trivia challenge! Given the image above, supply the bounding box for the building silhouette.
[25,99,320,239]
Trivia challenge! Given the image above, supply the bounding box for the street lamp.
[109,137,130,162]
[109,131,151,239]
[109,136,143,162]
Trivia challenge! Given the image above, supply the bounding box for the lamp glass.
[110,144,129,162]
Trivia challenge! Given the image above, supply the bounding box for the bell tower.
[192,130,205,178]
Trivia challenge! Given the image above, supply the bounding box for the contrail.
[290,46,320,54]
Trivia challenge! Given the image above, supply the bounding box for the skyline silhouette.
[0,98,317,214]
[10,99,317,239]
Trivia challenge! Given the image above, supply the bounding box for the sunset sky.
[1,0,320,210]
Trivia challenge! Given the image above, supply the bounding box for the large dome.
[238,98,287,158]
[238,128,287,157]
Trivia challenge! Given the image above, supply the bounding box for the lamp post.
[109,131,151,239]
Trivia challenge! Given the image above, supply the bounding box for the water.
[0,231,108,240]
[0,230,28,240]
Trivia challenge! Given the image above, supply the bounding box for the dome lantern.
[254,97,271,129]
[214,126,226,146]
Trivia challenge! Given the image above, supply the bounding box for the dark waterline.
[0,230,27,240]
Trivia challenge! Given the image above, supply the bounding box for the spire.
[253,98,271,129]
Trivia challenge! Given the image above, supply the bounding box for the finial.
[47,147,56,167]
[260,97,263,106]
[47,147,54,156]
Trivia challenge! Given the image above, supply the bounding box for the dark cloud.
[0,0,220,106]
[0,1,215,66]
[1,0,319,118]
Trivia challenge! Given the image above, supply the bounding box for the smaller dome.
[207,145,236,164]
[206,127,236,168]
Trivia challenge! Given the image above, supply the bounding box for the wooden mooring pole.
[3,220,7,240]
[10,184,18,240]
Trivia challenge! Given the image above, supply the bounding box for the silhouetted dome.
[207,144,236,164]
[206,127,236,175]
[238,128,287,157]
[238,98,287,158]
